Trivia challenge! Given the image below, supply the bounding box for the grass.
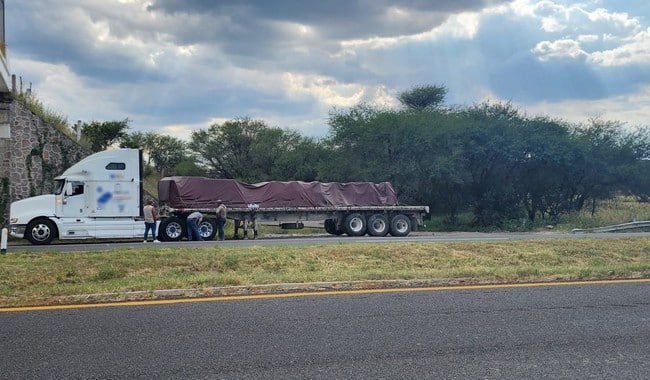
[1,237,649,307]
[554,197,650,231]
[4,198,650,308]
[426,197,650,233]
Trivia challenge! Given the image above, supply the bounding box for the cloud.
[588,28,650,66]
[5,0,650,140]
[532,39,587,60]
[525,84,650,128]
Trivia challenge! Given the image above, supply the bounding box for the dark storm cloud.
[147,0,510,38]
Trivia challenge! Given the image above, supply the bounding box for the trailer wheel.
[344,213,367,236]
[160,216,184,241]
[389,214,411,237]
[324,219,344,235]
[200,218,217,241]
[25,218,57,245]
[367,214,389,237]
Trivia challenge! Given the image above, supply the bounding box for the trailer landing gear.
[233,218,257,239]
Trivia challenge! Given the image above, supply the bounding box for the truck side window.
[106,162,126,170]
[71,182,84,196]
[67,181,84,196]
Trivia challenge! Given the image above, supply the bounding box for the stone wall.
[0,100,91,227]
[0,101,11,227]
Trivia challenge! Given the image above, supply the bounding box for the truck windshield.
[54,179,65,195]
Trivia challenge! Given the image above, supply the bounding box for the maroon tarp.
[158,177,399,209]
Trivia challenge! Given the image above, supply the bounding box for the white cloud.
[12,58,123,122]
[532,39,586,60]
[525,84,650,127]
[588,28,650,66]
[282,72,365,108]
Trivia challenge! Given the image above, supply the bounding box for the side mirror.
[65,182,74,196]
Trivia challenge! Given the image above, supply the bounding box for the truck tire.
[389,214,411,237]
[159,216,184,241]
[25,218,57,245]
[344,213,366,236]
[367,214,389,237]
[200,218,217,241]
[324,219,344,235]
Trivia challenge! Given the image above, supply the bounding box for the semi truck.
[9,148,429,245]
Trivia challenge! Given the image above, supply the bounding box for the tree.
[174,158,206,176]
[149,135,188,177]
[120,131,159,167]
[397,85,447,110]
[514,117,576,221]
[274,137,328,181]
[189,117,315,182]
[326,103,466,219]
[81,119,130,152]
[569,119,646,215]
[121,131,188,177]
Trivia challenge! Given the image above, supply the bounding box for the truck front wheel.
[25,218,57,245]
[159,216,184,241]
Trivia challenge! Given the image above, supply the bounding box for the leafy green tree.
[274,137,328,181]
[397,85,447,110]
[120,131,158,166]
[189,117,315,182]
[81,119,130,152]
[149,135,188,177]
[621,126,650,201]
[325,103,468,221]
[121,131,188,177]
[513,117,577,221]
[569,119,646,215]
[174,158,206,176]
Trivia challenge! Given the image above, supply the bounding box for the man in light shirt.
[215,202,227,241]
[186,211,204,241]
[143,200,160,243]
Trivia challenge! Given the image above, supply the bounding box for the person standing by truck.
[215,202,227,241]
[186,211,204,241]
[143,200,160,243]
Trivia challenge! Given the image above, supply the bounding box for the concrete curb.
[53,278,495,306]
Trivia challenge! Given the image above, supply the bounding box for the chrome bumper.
[9,224,26,239]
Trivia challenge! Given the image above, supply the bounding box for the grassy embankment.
[1,198,649,308]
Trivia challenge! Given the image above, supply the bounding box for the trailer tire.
[344,213,367,236]
[324,219,344,235]
[367,214,389,237]
[200,218,217,241]
[159,216,184,241]
[389,214,411,237]
[25,218,57,245]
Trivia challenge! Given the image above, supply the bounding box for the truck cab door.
[57,180,94,238]
[56,181,86,218]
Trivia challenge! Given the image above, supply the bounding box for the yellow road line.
[2,278,649,313]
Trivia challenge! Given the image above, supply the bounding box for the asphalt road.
[1,281,649,379]
[8,230,650,253]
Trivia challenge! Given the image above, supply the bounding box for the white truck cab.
[9,149,146,244]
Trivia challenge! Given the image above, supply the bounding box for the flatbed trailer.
[157,204,429,240]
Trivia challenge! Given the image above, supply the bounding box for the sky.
[6,0,650,140]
